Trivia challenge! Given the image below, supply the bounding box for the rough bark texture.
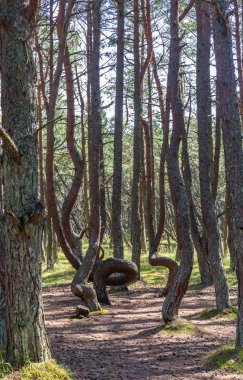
[162,0,194,322]
[112,0,124,259]
[196,0,229,311]
[212,0,243,347]
[0,223,5,348]
[0,0,50,366]
[131,0,142,275]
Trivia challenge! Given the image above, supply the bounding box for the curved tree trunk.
[93,259,138,304]
[0,0,50,366]
[60,43,84,260]
[45,0,81,271]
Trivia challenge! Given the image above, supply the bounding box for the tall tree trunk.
[162,0,194,322]
[112,0,125,259]
[0,0,50,366]
[212,0,243,346]
[0,223,5,348]
[196,0,229,310]
[234,0,243,122]
[71,0,102,312]
[131,0,142,275]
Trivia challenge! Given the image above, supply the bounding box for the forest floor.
[43,282,242,380]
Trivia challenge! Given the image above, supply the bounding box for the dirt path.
[43,284,242,380]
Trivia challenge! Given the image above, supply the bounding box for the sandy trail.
[43,284,242,380]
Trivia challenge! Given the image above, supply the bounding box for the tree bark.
[131,0,142,275]
[0,0,50,366]
[162,0,194,322]
[112,0,125,259]
[0,222,5,348]
[196,0,230,310]
[212,0,243,346]
[71,0,103,312]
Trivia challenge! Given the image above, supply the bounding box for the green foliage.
[1,360,73,380]
[0,350,12,379]
[160,318,204,336]
[193,307,237,320]
[204,343,243,373]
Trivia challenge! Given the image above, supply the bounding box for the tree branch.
[179,0,195,22]
[0,127,21,164]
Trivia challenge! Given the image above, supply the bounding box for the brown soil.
[43,283,243,380]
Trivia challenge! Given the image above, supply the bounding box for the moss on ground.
[1,360,73,380]
[193,306,238,320]
[90,309,108,315]
[205,342,243,373]
[160,318,204,336]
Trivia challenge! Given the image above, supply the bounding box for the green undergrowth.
[1,360,73,380]
[204,342,243,373]
[42,244,237,289]
[160,318,204,336]
[193,306,237,320]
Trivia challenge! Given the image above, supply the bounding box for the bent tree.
[0,0,50,367]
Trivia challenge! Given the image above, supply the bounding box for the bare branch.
[179,0,195,22]
[0,127,21,164]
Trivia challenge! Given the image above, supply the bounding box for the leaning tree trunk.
[0,0,50,367]
[212,0,243,348]
[196,0,229,310]
[162,0,194,322]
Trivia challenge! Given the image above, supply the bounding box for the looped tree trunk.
[149,252,179,296]
[93,258,138,305]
